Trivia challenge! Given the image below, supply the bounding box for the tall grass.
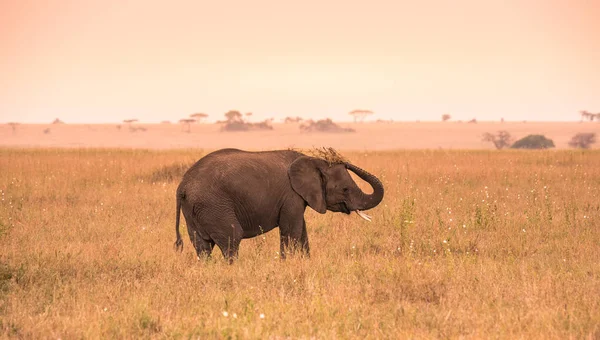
[1,148,599,338]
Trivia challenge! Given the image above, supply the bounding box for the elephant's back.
[179,148,303,195]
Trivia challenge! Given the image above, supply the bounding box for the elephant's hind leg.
[191,230,215,259]
[211,223,244,264]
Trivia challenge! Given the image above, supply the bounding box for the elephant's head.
[288,156,384,221]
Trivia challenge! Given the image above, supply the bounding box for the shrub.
[299,119,355,133]
[511,135,555,149]
[568,133,596,149]
[220,120,273,132]
[218,110,273,132]
[284,116,303,123]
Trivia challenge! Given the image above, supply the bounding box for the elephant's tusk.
[355,210,372,222]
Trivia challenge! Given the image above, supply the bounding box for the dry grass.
[1,148,599,339]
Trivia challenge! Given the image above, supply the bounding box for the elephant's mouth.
[340,202,351,214]
[337,203,372,221]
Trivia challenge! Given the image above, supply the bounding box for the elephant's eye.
[343,187,349,193]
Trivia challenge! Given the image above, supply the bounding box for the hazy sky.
[1,0,599,123]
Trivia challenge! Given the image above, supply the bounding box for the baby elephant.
[174,148,384,262]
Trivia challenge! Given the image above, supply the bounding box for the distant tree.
[224,110,243,122]
[349,109,373,123]
[284,116,303,123]
[179,118,196,133]
[123,119,138,132]
[215,110,275,132]
[190,113,209,123]
[244,112,253,122]
[442,114,451,122]
[161,120,171,124]
[482,131,512,149]
[7,122,19,134]
[467,118,477,124]
[579,110,600,122]
[579,110,597,122]
[568,133,596,149]
[51,118,64,124]
[511,135,555,149]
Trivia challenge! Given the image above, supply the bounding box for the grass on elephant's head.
[308,146,349,165]
[1,148,600,339]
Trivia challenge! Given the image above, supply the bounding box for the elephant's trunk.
[345,163,384,211]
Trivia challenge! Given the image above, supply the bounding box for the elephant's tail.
[174,190,185,252]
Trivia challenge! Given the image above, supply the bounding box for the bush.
[511,135,555,149]
[299,119,355,133]
[220,120,273,132]
[568,133,596,149]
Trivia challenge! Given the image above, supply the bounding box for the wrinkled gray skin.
[174,148,384,262]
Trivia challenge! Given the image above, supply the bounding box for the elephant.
[173,148,384,262]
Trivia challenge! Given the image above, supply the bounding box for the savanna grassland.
[1,121,599,150]
[1,148,599,339]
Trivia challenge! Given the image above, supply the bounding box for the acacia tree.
[482,131,512,149]
[224,110,243,122]
[579,110,600,122]
[7,122,19,134]
[190,113,208,123]
[442,114,451,122]
[349,109,373,123]
[123,119,138,132]
[179,118,196,132]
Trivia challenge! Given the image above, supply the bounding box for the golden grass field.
[1,121,599,150]
[1,147,599,339]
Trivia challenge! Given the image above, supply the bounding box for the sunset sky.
[1,0,599,123]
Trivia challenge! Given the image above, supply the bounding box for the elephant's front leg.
[300,220,310,257]
[279,212,307,259]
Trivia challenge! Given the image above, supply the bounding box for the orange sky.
[1,0,599,123]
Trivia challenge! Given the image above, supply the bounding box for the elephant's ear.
[288,157,327,214]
